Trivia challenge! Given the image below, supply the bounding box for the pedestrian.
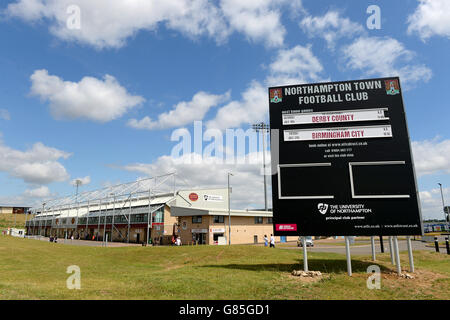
[264,235,268,247]
[54,236,58,243]
[176,236,181,246]
[270,234,275,248]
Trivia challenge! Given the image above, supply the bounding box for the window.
[267,217,273,224]
[254,217,263,224]
[192,216,202,224]
[213,215,224,223]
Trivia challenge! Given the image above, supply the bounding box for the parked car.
[297,236,314,247]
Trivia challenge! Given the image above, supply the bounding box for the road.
[279,238,449,255]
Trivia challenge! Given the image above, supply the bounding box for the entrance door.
[136,233,140,244]
[193,233,206,245]
[254,235,258,244]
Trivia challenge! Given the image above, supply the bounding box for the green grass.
[0,214,30,229]
[0,235,449,300]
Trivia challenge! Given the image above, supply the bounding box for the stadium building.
[25,174,295,245]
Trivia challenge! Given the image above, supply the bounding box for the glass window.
[267,217,273,224]
[254,217,263,224]
[192,216,202,224]
[213,215,224,223]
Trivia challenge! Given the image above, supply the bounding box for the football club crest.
[385,79,400,95]
[270,88,283,103]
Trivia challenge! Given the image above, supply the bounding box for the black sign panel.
[269,77,423,236]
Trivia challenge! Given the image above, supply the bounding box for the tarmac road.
[280,238,449,255]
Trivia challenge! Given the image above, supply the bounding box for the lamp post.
[40,202,46,240]
[438,183,448,231]
[252,122,270,211]
[228,173,233,245]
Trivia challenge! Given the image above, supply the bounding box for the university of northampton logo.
[385,79,400,95]
[318,203,329,215]
[270,88,282,103]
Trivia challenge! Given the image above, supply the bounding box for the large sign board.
[269,77,423,236]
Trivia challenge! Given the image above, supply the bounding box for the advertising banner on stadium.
[269,77,423,236]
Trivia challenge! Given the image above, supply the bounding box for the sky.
[0,0,449,220]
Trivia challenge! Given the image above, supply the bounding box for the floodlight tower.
[252,122,270,211]
[75,179,83,202]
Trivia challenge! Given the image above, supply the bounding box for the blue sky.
[0,0,449,219]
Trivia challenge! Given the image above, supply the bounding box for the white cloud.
[71,176,91,186]
[6,0,230,49]
[206,81,267,131]
[0,139,71,184]
[30,69,144,122]
[220,0,289,47]
[342,36,432,88]
[207,44,325,130]
[300,10,365,49]
[419,187,449,220]
[121,151,271,209]
[5,0,301,49]
[0,109,10,120]
[128,91,230,130]
[412,138,450,177]
[266,44,325,86]
[408,0,450,40]
[24,185,51,198]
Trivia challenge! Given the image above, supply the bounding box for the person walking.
[270,234,275,248]
[264,235,268,247]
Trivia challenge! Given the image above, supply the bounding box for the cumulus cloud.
[419,187,449,220]
[30,69,144,122]
[127,91,230,130]
[207,45,326,130]
[412,138,450,177]
[342,36,432,88]
[206,81,267,131]
[220,0,287,47]
[6,0,229,48]
[300,10,365,49]
[266,44,326,86]
[5,0,300,49]
[23,185,51,198]
[407,0,450,40]
[0,139,71,184]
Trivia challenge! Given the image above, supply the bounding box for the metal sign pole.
[393,236,401,275]
[371,236,376,261]
[379,235,384,253]
[389,236,395,265]
[406,236,414,273]
[302,237,308,272]
[345,236,352,276]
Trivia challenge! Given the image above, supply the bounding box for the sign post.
[302,237,308,272]
[345,236,352,276]
[407,236,414,272]
[371,236,376,261]
[269,77,423,275]
[389,236,395,265]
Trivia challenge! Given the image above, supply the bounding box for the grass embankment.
[0,214,29,229]
[0,235,448,300]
